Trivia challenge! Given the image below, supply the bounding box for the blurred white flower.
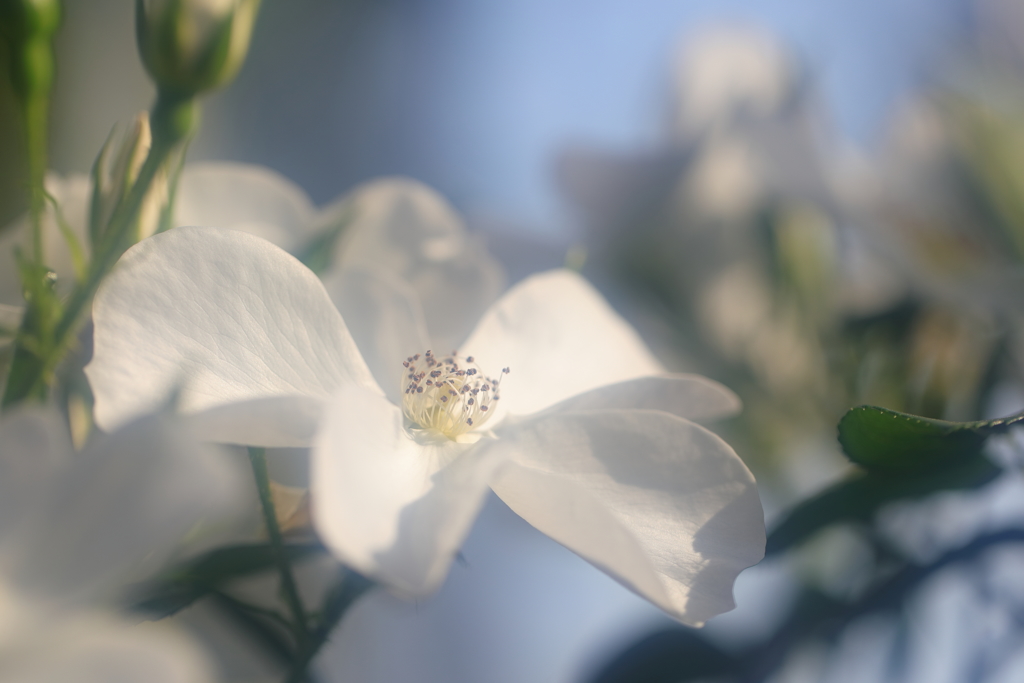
[321,178,505,354]
[0,406,247,681]
[675,24,794,136]
[85,225,764,626]
[846,95,1024,314]
[672,25,794,138]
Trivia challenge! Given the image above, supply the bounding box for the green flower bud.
[135,0,260,97]
[91,112,169,246]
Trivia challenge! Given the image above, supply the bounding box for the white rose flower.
[85,225,764,626]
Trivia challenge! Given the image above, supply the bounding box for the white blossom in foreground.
[0,406,246,681]
[85,226,764,626]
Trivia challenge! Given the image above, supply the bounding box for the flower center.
[401,350,509,440]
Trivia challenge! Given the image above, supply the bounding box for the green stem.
[248,447,310,648]
[25,88,48,264]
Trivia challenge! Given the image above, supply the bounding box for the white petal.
[492,461,671,604]
[87,226,380,442]
[175,162,316,251]
[546,373,741,421]
[0,408,70,548]
[311,386,505,596]
[461,269,663,419]
[323,267,430,404]
[13,411,248,601]
[10,613,216,683]
[184,395,326,447]
[489,410,764,626]
[329,178,505,351]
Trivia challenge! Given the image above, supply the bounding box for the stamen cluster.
[401,350,509,439]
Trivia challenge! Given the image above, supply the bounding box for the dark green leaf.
[766,452,1000,556]
[130,542,325,618]
[837,405,1024,474]
[208,592,296,665]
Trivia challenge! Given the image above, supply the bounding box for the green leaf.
[837,405,1024,474]
[130,542,325,618]
[766,451,1000,556]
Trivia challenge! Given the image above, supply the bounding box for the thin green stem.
[248,447,310,647]
[24,90,48,264]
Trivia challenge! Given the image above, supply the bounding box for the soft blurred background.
[6,0,1024,681]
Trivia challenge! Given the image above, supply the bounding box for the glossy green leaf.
[837,405,1024,474]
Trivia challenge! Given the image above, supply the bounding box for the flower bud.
[135,0,259,97]
[90,113,169,246]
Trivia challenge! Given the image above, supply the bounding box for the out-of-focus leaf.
[280,568,374,682]
[765,452,1000,556]
[838,405,1024,473]
[316,569,373,630]
[130,542,326,618]
[297,203,355,275]
[208,591,295,665]
[587,626,736,683]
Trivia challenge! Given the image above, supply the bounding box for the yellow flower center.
[401,350,509,440]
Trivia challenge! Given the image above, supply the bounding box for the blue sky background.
[209,0,971,237]
[52,0,972,240]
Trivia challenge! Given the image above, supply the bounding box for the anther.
[399,350,509,440]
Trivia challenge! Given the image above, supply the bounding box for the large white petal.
[461,269,664,420]
[329,178,505,351]
[323,267,430,404]
[545,373,741,421]
[175,162,316,251]
[7,614,216,683]
[489,410,764,626]
[311,386,505,597]
[0,409,69,549]
[184,395,327,448]
[11,411,249,602]
[87,226,379,442]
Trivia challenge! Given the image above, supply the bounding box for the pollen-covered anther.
[400,350,507,440]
